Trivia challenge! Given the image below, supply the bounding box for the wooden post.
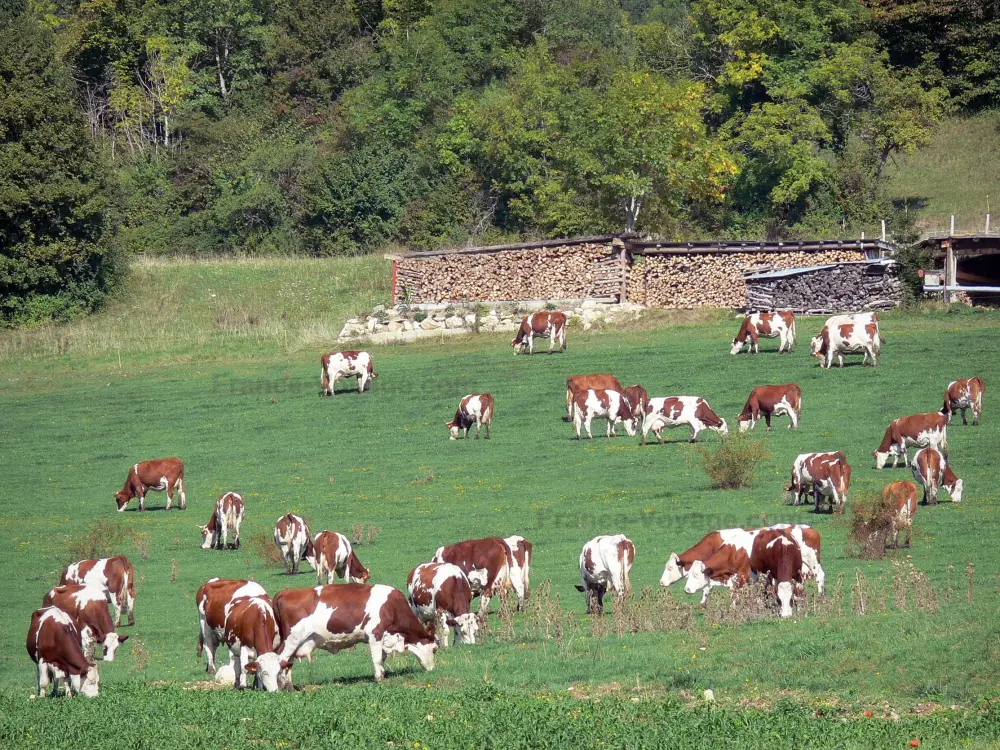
[951,215,955,235]
[987,214,991,233]
[944,240,954,304]
[881,220,886,242]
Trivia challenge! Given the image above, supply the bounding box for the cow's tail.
[790,318,797,346]
[793,386,802,414]
[368,358,379,379]
[320,355,330,393]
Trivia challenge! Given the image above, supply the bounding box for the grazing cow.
[762,523,825,595]
[641,396,729,444]
[566,374,623,420]
[502,535,532,611]
[786,452,851,513]
[623,385,650,420]
[432,537,511,615]
[60,555,136,627]
[26,607,100,698]
[572,388,636,439]
[683,529,759,604]
[575,535,635,614]
[511,311,567,355]
[199,491,245,550]
[911,447,963,505]
[114,458,185,512]
[223,595,289,691]
[407,563,479,648]
[810,312,882,368]
[749,529,803,618]
[873,412,948,468]
[312,531,370,585]
[275,584,436,683]
[321,350,378,396]
[273,514,315,574]
[883,481,919,548]
[196,578,268,675]
[737,384,802,432]
[660,530,731,588]
[730,311,797,354]
[446,393,494,440]
[42,585,127,661]
[942,377,984,426]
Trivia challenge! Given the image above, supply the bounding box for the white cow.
[321,351,378,396]
[407,563,479,649]
[575,535,635,614]
[641,396,728,444]
[810,312,882,368]
[911,447,964,504]
[572,389,636,439]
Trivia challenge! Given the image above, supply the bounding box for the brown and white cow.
[810,312,882,369]
[223,595,289,691]
[882,481,919,548]
[762,523,825,594]
[275,584,436,683]
[273,514,315,574]
[196,578,268,675]
[683,529,758,604]
[873,412,948,468]
[572,388,636,439]
[942,377,984,426]
[911,447,963,505]
[575,534,635,614]
[321,350,378,396]
[42,585,127,661]
[432,537,511,615]
[502,535,532,611]
[730,311,796,355]
[787,452,851,513]
[199,491,245,550]
[566,374,623,420]
[511,311,567,355]
[312,531,370,585]
[446,393,494,440]
[60,555,136,627]
[26,607,100,698]
[641,396,728,444]
[749,529,803,618]
[115,458,185,511]
[407,563,479,648]
[623,385,650,420]
[737,384,802,432]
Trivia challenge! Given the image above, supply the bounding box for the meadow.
[2,258,1000,747]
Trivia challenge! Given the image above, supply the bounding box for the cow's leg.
[479,591,492,618]
[689,425,699,443]
[485,419,491,440]
[607,418,614,438]
[527,333,534,355]
[764,413,773,431]
[656,428,664,445]
[369,640,387,682]
[584,414,594,439]
[138,491,145,512]
[474,418,481,440]
[595,586,605,614]
[178,477,186,510]
[125,587,136,626]
[37,661,50,698]
[435,613,450,649]
[960,407,969,426]
[904,525,912,548]
[788,407,799,430]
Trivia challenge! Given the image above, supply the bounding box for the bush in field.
[248,530,284,567]
[63,521,148,564]
[846,490,896,560]
[698,433,770,489]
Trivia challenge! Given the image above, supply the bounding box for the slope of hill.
[887,112,1000,235]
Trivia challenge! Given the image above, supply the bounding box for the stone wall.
[744,260,903,313]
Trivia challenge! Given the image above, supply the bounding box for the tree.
[0,14,121,326]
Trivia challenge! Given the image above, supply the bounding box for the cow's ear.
[574,585,585,592]
[703,567,714,578]
[245,661,259,673]
[118,635,128,644]
[280,660,291,670]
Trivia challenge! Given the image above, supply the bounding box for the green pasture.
[2,260,1000,746]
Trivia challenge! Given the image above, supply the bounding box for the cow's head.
[713,419,729,437]
[948,478,964,503]
[776,581,794,618]
[302,537,317,571]
[102,633,127,661]
[621,415,637,437]
[78,664,100,698]
[198,525,213,549]
[510,335,526,355]
[660,553,684,587]
[872,449,893,469]
[114,491,132,512]
[245,653,292,692]
[347,552,370,584]
[683,560,711,595]
[809,335,824,359]
[446,420,461,440]
[406,636,437,672]
[730,337,746,356]
[451,612,479,645]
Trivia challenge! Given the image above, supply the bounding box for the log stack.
[627,250,866,308]
[744,260,903,313]
[394,242,618,304]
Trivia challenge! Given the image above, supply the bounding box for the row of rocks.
[338,301,646,343]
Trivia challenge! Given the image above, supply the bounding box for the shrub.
[846,490,896,560]
[248,530,284,567]
[63,521,149,565]
[698,433,770,489]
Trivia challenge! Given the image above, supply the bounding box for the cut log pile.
[395,243,617,303]
[627,250,866,308]
[745,261,904,313]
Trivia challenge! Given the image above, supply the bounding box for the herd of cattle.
[27,309,984,697]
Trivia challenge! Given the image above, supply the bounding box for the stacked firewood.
[627,250,866,308]
[745,262,903,313]
[395,243,618,303]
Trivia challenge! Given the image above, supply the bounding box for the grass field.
[2,259,1000,747]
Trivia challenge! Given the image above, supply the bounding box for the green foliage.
[0,15,122,327]
[697,431,770,489]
